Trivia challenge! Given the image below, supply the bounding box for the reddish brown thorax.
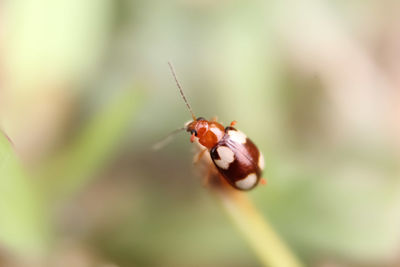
[186,118,225,149]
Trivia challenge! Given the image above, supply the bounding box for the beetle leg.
[203,166,222,188]
[193,148,208,164]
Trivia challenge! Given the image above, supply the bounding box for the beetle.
[167,62,265,190]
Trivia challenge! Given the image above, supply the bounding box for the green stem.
[215,188,303,267]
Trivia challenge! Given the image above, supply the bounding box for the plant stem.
[215,188,303,267]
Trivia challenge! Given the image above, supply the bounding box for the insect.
[167,62,265,191]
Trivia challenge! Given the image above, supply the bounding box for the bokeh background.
[1,0,400,266]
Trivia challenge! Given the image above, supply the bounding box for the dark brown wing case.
[210,127,262,190]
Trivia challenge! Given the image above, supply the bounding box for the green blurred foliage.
[1,0,400,266]
[0,132,49,256]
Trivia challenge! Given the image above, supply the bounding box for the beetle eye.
[190,129,198,136]
[196,117,206,121]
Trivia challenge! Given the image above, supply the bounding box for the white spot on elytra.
[258,152,265,170]
[235,173,258,190]
[214,146,235,169]
[228,130,247,144]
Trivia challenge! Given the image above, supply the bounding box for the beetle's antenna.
[168,62,196,121]
[152,127,186,150]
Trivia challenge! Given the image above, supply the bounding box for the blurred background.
[0,0,400,266]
